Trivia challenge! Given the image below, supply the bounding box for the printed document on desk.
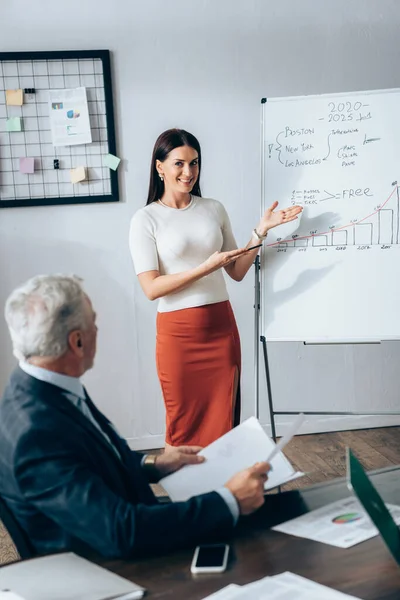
[0,552,144,600]
[272,496,400,548]
[159,417,304,502]
[0,593,26,600]
[201,572,361,599]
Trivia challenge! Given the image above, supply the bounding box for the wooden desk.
[101,467,400,599]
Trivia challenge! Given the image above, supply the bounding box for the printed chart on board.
[261,88,400,341]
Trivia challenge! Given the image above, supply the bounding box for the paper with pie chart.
[48,87,92,147]
[272,496,400,548]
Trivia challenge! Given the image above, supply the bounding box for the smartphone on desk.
[190,543,230,574]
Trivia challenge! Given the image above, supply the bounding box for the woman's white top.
[129,196,238,313]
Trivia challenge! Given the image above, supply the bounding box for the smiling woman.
[129,128,301,449]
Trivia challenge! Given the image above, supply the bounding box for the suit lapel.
[83,390,129,456]
[15,368,124,467]
[82,389,129,461]
[13,367,156,504]
[83,389,156,504]
[60,391,124,464]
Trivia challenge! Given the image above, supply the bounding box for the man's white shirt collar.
[19,361,85,400]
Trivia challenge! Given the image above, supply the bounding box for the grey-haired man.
[0,275,269,559]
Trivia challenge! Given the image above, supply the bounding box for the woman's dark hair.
[146,128,202,205]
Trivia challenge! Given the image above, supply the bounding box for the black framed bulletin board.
[0,49,119,208]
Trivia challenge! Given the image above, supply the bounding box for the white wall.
[1,0,400,448]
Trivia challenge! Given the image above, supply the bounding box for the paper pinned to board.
[48,87,92,147]
[160,417,304,502]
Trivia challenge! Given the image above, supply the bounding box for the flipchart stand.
[253,255,400,443]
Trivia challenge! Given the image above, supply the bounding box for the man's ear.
[69,330,83,355]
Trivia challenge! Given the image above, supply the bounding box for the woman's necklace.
[158,194,192,209]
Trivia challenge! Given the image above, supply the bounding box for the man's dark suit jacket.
[0,367,234,558]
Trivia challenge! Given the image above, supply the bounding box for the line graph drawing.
[268,183,400,248]
[262,90,400,252]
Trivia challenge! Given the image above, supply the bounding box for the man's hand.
[224,461,271,516]
[154,446,205,477]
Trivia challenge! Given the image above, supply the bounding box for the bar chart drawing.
[272,184,400,249]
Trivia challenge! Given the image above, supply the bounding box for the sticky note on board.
[70,166,86,184]
[19,157,35,174]
[103,153,121,171]
[6,89,23,106]
[6,117,22,132]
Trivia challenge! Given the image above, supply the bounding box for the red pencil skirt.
[156,301,241,447]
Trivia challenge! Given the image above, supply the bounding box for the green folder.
[346,447,400,565]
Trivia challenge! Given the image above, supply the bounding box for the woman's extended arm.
[138,247,248,301]
[225,202,303,282]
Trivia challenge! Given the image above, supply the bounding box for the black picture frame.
[0,49,119,208]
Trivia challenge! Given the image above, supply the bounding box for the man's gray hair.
[4,274,89,360]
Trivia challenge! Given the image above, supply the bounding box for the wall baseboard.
[126,414,400,451]
[267,414,400,437]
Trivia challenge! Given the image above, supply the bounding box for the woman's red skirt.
[156,300,241,447]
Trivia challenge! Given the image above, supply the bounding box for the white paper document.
[159,417,304,502]
[266,413,305,463]
[0,592,26,600]
[201,584,241,599]
[201,572,361,599]
[272,496,400,548]
[48,87,92,147]
[0,552,144,600]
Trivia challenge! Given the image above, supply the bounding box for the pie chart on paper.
[67,109,80,119]
[332,512,362,525]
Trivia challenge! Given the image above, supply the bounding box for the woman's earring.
[159,175,164,182]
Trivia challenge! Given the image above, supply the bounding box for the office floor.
[277,425,400,490]
[151,426,400,495]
